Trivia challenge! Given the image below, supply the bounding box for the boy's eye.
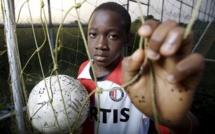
[89,33,97,38]
[108,34,118,40]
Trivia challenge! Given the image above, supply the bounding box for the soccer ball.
[27,75,90,134]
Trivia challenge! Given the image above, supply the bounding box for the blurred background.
[0,0,214,133]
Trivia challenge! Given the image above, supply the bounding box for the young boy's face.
[87,9,129,67]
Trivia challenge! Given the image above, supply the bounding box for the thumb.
[122,49,145,84]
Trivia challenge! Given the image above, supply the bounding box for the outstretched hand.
[122,20,204,129]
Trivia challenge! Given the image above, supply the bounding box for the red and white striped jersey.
[77,58,150,134]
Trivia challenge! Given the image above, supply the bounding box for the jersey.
[77,57,150,134]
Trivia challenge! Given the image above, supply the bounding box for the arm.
[155,111,199,134]
[122,20,204,134]
[168,111,199,134]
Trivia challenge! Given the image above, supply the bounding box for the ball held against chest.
[27,75,90,134]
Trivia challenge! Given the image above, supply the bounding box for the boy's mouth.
[94,55,107,62]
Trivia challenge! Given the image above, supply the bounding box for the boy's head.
[90,2,131,34]
[87,2,131,69]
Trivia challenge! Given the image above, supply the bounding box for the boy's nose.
[95,43,108,50]
[95,37,108,50]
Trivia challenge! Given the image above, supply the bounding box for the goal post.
[2,0,25,133]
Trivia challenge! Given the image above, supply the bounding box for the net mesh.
[0,0,215,133]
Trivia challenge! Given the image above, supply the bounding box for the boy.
[77,2,204,134]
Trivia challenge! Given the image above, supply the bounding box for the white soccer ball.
[27,75,90,134]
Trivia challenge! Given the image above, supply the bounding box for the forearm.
[167,112,199,134]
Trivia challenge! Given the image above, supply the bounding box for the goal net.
[0,0,214,133]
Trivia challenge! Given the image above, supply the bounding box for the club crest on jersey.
[109,87,124,102]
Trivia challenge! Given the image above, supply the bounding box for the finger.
[156,30,194,73]
[167,53,205,83]
[144,20,178,60]
[138,20,159,37]
[160,27,185,56]
[122,49,145,83]
[161,28,193,57]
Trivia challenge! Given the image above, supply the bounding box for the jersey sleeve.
[78,60,89,75]
[156,124,171,134]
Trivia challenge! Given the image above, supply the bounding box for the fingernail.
[161,43,175,55]
[161,32,178,54]
[167,74,176,83]
[138,25,152,36]
[147,49,160,60]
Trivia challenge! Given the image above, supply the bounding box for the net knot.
[20,70,23,75]
[40,1,44,8]
[74,3,81,9]
[49,98,53,104]
[96,88,103,94]
[53,65,58,71]
[36,47,42,52]
[57,45,61,52]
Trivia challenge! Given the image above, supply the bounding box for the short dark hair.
[89,2,131,34]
